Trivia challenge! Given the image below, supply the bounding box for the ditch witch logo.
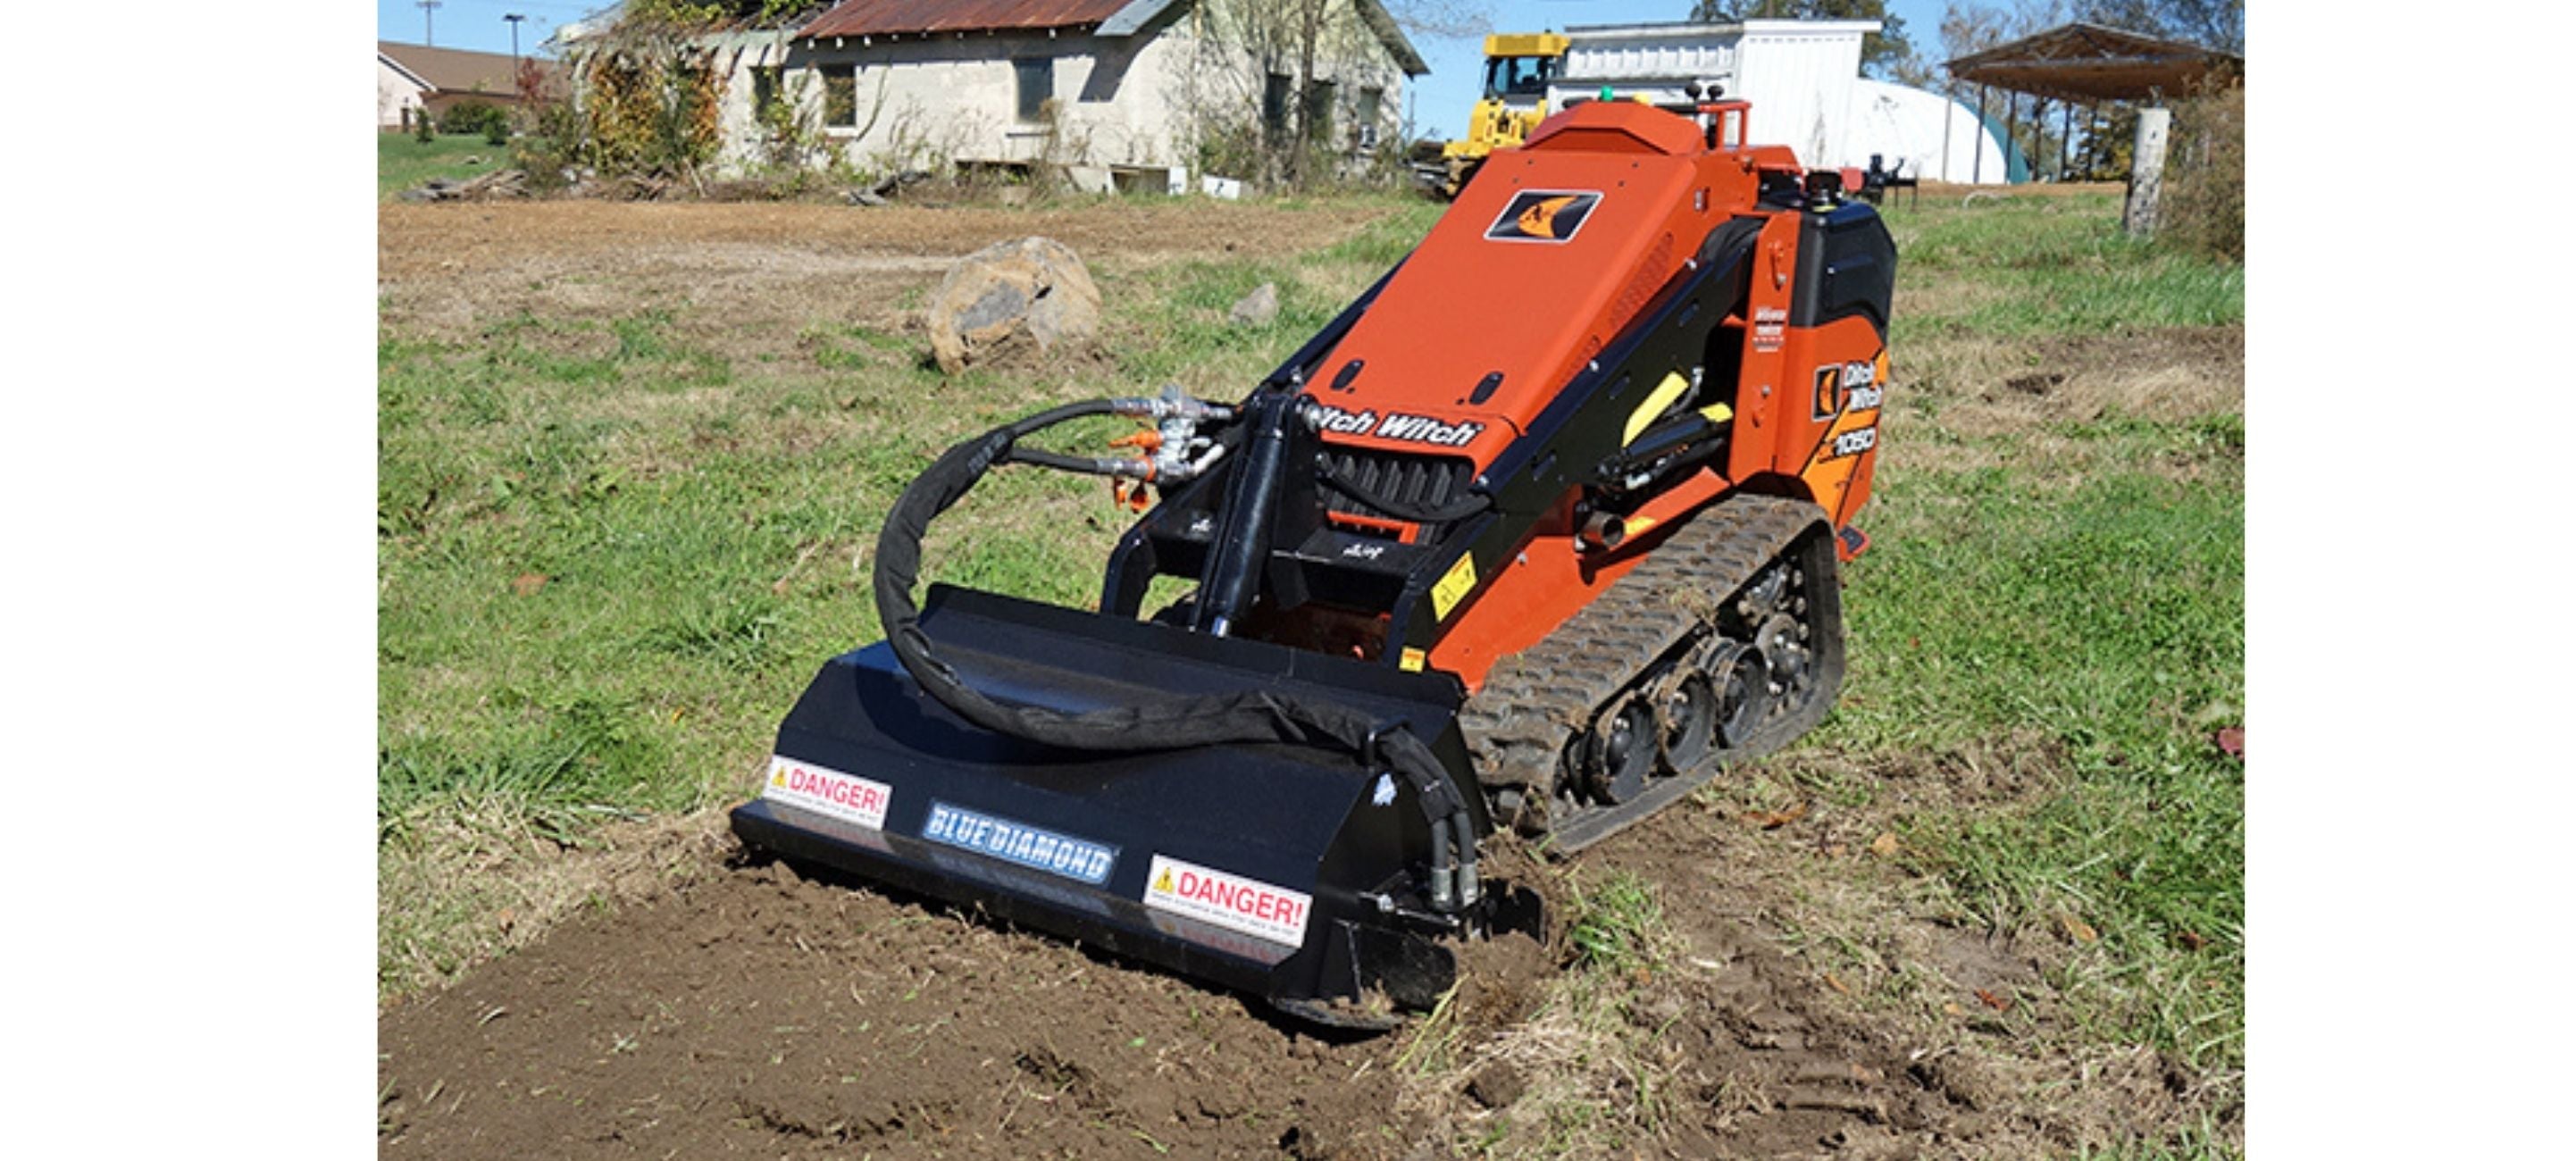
[1486,190,1602,243]
[1811,358,1885,421]
[1311,404,1485,448]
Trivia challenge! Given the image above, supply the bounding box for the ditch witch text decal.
[1310,404,1485,448]
[1486,190,1602,243]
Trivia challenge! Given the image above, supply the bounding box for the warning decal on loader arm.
[1432,553,1479,621]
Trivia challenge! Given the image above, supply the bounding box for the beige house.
[379,41,564,130]
[556,0,1427,187]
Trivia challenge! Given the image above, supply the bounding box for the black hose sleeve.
[1314,458,1493,524]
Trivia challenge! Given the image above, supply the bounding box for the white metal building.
[1542,20,2005,179]
[1844,78,2006,182]
[1549,20,1880,171]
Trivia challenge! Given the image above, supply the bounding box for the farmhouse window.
[1301,79,1335,142]
[1014,58,1053,123]
[1261,72,1291,137]
[752,67,782,116]
[823,63,857,128]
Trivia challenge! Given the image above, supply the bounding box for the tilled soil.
[381,796,2171,1159]
[379,854,1416,1159]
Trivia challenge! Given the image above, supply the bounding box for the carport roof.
[1945,21,2240,103]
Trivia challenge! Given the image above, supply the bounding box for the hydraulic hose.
[872,398,1481,913]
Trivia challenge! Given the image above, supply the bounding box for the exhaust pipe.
[1577,510,1627,554]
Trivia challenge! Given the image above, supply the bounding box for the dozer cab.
[1418,32,1570,199]
[734,95,1897,1026]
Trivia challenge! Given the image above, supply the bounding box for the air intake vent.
[1319,447,1475,525]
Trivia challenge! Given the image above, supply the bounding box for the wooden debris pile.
[397,169,530,203]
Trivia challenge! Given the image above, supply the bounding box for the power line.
[418,0,443,46]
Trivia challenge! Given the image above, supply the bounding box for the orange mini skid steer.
[732,96,1896,1025]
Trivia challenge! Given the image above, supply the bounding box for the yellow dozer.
[1420,33,1568,199]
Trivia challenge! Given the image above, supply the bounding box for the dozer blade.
[730,585,1480,1015]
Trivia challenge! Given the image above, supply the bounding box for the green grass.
[1888,193,2245,338]
[1563,870,1667,975]
[1786,188,2246,1088]
[379,131,508,197]
[1833,460,2245,1072]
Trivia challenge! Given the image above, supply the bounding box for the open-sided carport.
[1944,21,2241,232]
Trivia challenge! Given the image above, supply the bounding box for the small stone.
[1228,281,1280,327]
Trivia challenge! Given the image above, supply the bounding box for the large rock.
[925,237,1102,375]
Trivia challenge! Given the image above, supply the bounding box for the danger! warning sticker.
[763,755,891,831]
[1142,855,1313,948]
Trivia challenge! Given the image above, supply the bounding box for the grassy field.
[1849,195,2246,1079]
[377,131,509,197]
[379,188,2244,1143]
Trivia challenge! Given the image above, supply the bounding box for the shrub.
[441,100,509,138]
[2160,82,2243,263]
[510,59,581,191]
[511,105,583,192]
[571,46,723,177]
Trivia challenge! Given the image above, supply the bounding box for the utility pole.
[505,13,527,64]
[418,0,442,46]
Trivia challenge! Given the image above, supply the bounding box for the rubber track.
[1458,493,1834,853]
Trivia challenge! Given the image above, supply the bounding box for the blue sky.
[377,0,1948,139]
[376,0,605,55]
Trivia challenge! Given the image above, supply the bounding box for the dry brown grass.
[2161,85,2246,263]
[378,804,734,1004]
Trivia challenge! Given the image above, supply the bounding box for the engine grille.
[1318,447,1475,526]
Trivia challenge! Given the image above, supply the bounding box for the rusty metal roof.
[1945,22,2239,104]
[799,0,1133,40]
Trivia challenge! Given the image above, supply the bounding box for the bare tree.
[1382,0,1493,40]
[1177,0,1442,188]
